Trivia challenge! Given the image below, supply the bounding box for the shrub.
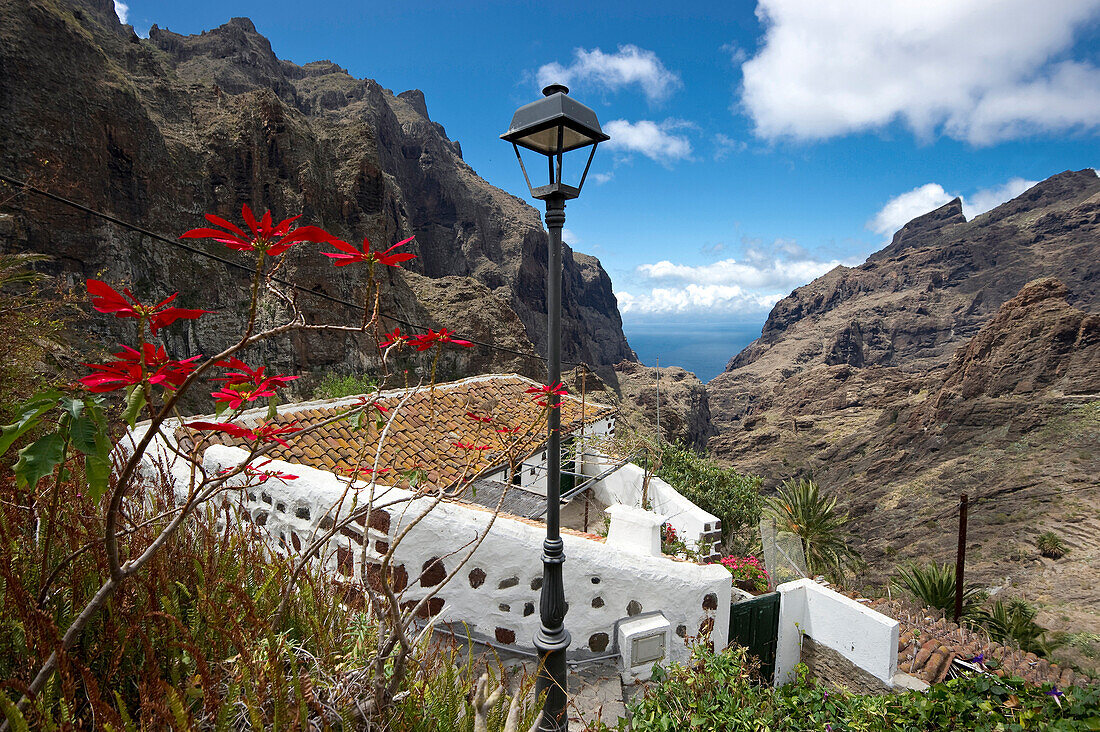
[719,555,770,593]
[312,371,378,400]
[975,600,1062,658]
[625,643,1100,731]
[653,442,763,554]
[892,562,985,617]
[1037,530,1068,559]
[766,477,861,580]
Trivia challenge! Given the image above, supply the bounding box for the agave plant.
[0,252,49,289]
[766,477,861,580]
[1037,530,1068,559]
[892,562,985,617]
[973,599,1063,657]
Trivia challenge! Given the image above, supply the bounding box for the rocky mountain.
[709,170,1099,637]
[0,0,634,387]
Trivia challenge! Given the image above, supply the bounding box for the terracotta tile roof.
[177,373,615,490]
[848,595,1092,688]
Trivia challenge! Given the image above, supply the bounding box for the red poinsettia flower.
[180,205,337,256]
[87,280,208,334]
[495,426,521,433]
[410,328,474,351]
[465,412,492,424]
[186,420,301,448]
[213,357,299,390]
[526,382,569,408]
[341,465,391,478]
[452,442,491,451]
[322,236,416,267]
[212,382,286,411]
[80,344,201,393]
[219,459,298,482]
[378,327,410,349]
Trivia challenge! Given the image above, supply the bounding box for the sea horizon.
[622,319,766,383]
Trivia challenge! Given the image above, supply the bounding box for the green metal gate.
[728,592,781,683]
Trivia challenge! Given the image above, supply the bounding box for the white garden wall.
[133,427,732,667]
[774,579,899,687]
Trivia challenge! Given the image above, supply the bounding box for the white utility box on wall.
[617,612,671,682]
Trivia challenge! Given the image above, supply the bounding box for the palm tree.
[766,477,861,580]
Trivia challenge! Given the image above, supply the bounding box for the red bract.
[342,465,391,478]
[87,279,208,334]
[526,382,568,407]
[322,236,416,267]
[221,460,297,482]
[212,383,284,411]
[378,328,410,348]
[410,328,474,351]
[186,420,300,448]
[465,412,492,424]
[452,442,490,451]
[213,357,299,391]
[180,204,337,256]
[80,344,200,393]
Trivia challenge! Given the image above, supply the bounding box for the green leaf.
[0,391,63,457]
[122,385,147,429]
[68,413,98,455]
[0,690,30,732]
[266,394,279,421]
[84,454,111,504]
[13,432,66,489]
[59,397,84,421]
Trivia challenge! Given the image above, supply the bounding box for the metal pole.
[535,192,569,731]
[953,493,968,623]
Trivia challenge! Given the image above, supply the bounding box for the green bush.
[1038,531,1068,559]
[653,442,763,554]
[312,371,378,400]
[767,477,861,580]
[974,600,1063,658]
[625,644,1100,731]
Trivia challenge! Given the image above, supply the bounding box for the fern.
[0,691,30,732]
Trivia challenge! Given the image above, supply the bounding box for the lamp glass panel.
[514,125,598,156]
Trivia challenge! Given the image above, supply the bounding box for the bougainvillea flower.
[87,280,208,334]
[186,420,301,448]
[378,327,410,349]
[410,328,474,351]
[221,460,298,482]
[526,382,568,407]
[452,442,491,451]
[322,236,416,267]
[465,412,492,424]
[80,344,200,393]
[180,205,337,256]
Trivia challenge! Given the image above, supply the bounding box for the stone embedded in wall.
[495,627,516,644]
[341,584,364,609]
[591,577,600,584]
[420,557,446,587]
[801,636,891,694]
[676,624,687,638]
[627,600,642,616]
[589,633,609,653]
[531,577,542,590]
[255,510,268,526]
[340,526,364,545]
[295,506,310,520]
[592,596,604,608]
[276,501,286,513]
[469,568,486,588]
[702,593,718,610]
[499,603,510,612]
[363,509,391,534]
[319,515,334,530]
[337,545,354,576]
[523,602,534,616]
[375,540,389,554]
[261,492,272,504]
[499,576,519,589]
[393,564,408,591]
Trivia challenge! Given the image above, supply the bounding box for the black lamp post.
[502,84,608,732]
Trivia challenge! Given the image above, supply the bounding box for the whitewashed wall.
[135,428,732,666]
[580,452,721,558]
[774,579,899,687]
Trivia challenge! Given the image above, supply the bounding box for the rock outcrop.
[708,169,1100,634]
[611,361,715,450]
[0,1,633,386]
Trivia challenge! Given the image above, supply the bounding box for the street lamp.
[502,84,608,732]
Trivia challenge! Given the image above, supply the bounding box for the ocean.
[622,320,765,383]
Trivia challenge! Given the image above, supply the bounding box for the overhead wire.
[0,171,587,368]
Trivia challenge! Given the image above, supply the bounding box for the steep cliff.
[0,0,633,384]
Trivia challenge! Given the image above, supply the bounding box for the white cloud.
[720,43,748,65]
[604,119,692,164]
[562,228,578,245]
[868,176,1042,239]
[592,172,614,185]
[113,0,129,24]
[638,254,843,292]
[714,133,747,160]
[740,0,1100,145]
[537,45,681,103]
[616,285,784,315]
[867,183,956,239]
[962,177,1039,219]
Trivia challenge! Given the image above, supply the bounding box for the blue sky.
[118,0,1100,329]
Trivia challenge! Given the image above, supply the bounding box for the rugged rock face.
[0,1,633,385]
[611,361,715,450]
[708,170,1100,635]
